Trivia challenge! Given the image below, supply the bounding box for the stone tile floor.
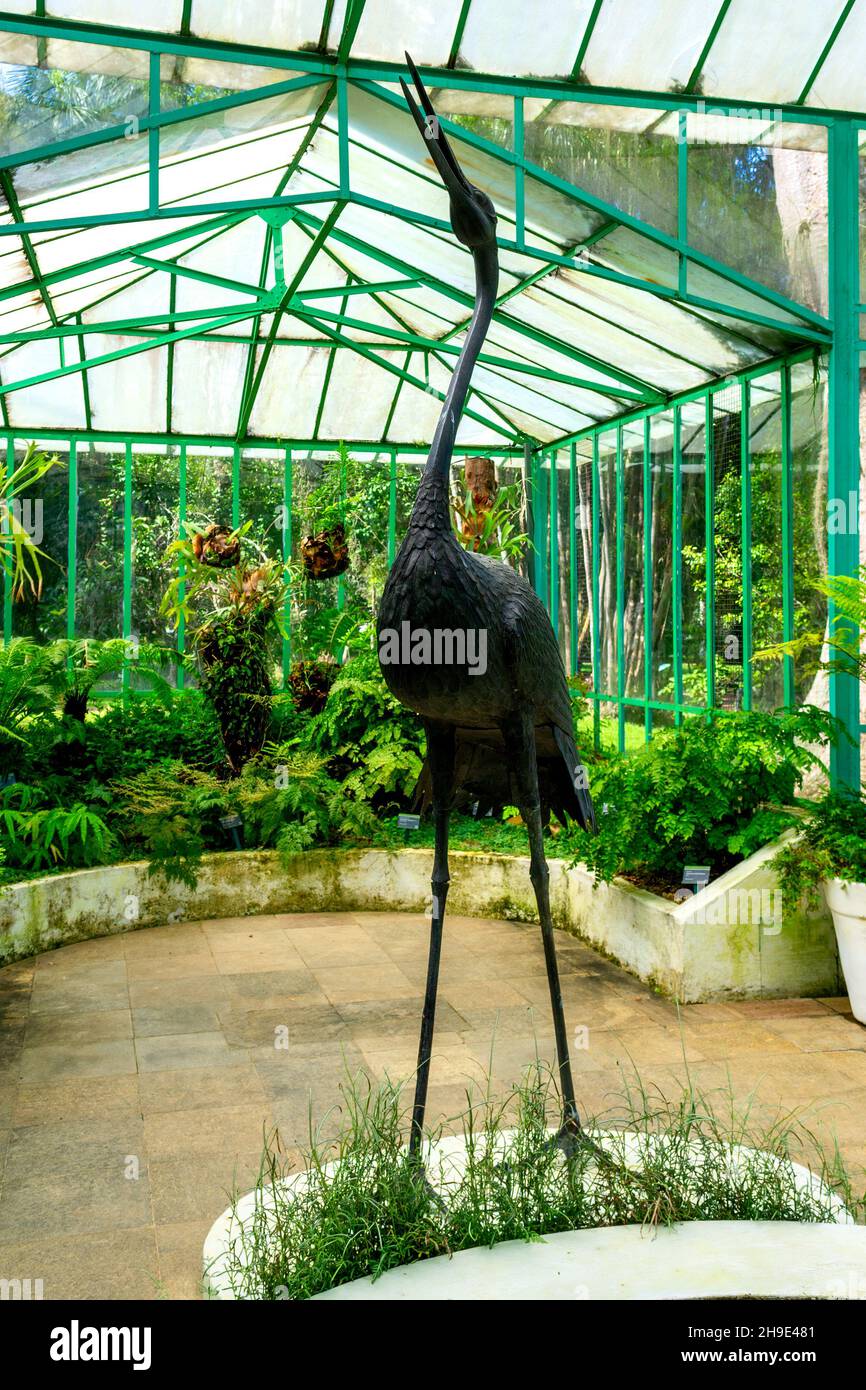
[0,910,864,1299]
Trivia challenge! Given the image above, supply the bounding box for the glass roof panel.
[171,337,248,435]
[318,345,407,440]
[806,0,866,111]
[189,0,327,50]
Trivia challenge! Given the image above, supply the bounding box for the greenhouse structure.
[1,0,866,1318]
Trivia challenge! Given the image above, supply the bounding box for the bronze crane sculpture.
[377,56,597,1158]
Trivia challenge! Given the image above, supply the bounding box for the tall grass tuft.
[211,1063,863,1300]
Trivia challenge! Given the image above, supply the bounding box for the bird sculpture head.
[400,52,497,251]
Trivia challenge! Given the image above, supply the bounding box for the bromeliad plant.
[162,522,288,774]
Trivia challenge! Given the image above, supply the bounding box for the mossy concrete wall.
[0,844,841,1002]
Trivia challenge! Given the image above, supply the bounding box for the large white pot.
[824,878,866,1024]
[203,1130,851,1301]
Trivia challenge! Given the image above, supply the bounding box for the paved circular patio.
[0,911,864,1299]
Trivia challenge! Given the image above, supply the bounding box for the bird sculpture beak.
[400,51,473,205]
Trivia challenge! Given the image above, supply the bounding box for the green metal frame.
[0,9,860,788]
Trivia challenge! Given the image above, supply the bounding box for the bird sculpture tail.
[414,724,596,833]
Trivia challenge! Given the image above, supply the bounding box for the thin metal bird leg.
[408,722,455,1160]
[504,711,582,1157]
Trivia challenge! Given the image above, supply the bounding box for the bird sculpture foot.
[549,1108,584,1162]
[406,1151,446,1212]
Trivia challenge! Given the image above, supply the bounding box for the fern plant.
[772,794,866,911]
[0,782,115,873]
[565,705,839,887]
[0,638,57,748]
[46,637,174,721]
[309,650,426,811]
[754,564,866,687]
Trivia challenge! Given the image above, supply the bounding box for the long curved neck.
[408,241,498,536]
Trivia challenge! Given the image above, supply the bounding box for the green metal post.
[643,416,652,741]
[122,440,133,700]
[148,50,160,214]
[704,391,716,711]
[177,442,187,691]
[827,119,861,792]
[514,97,525,249]
[548,452,559,640]
[232,443,240,529]
[66,440,77,641]
[532,451,549,606]
[282,447,292,689]
[678,110,688,300]
[672,405,684,726]
[740,378,753,711]
[387,448,397,567]
[3,438,13,643]
[568,442,577,676]
[780,364,795,711]
[615,425,625,751]
[591,433,601,752]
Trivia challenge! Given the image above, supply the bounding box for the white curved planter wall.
[0,841,839,1002]
[824,878,866,1023]
[311,1221,866,1301]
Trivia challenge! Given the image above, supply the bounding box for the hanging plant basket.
[192,524,241,570]
[301,524,350,580]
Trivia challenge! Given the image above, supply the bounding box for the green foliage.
[46,637,175,721]
[49,691,223,783]
[162,524,289,773]
[450,480,530,561]
[113,747,377,888]
[0,782,115,874]
[0,442,62,603]
[0,638,56,749]
[755,564,866,690]
[564,706,838,886]
[772,794,866,911]
[309,650,425,810]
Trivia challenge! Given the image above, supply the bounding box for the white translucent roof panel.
[0,1,857,111]
[318,347,406,439]
[581,0,720,91]
[697,0,840,105]
[87,338,168,433]
[352,0,466,67]
[188,0,328,50]
[248,344,331,437]
[458,0,594,76]
[386,356,445,443]
[1,337,87,428]
[171,337,249,435]
[806,1,866,112]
